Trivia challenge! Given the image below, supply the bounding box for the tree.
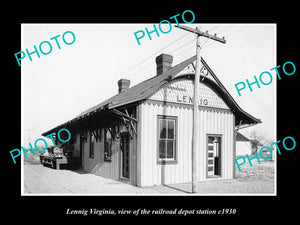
[249,130,275,160]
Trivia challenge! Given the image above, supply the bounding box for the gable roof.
[42,55,260,136]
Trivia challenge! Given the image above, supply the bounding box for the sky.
[21,23,276,147]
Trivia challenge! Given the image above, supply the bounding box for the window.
[158,116,177,163]
[89,131,95,158]
[104,128,112,161]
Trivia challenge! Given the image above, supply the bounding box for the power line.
[109,25,247,83]
[203,26,248,49]
[112,26,222,79]
[172,26,223,59]
[125,26,236,79]
[213,25,233,34]
[118,25,220,79]
[122,32,191,76]
[101,31,193,86]
[125,34,196,79]
[172,44,195,62]
[169,37,195,54]
[126,60,154,79]
[222,26,247,37]
[174,26,249,65]
[126,35,202,79]
[207,25,220,32]
[175,25,247,57]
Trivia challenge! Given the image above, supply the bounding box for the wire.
[126,35,196,79]
[115,25,233,79]
[223,26,247,37]
[169,37,195,54]
[121,32,191,76]
[214,25,233,34]
[128,25,219,71]
[207,25,220,32]
[126,60,154,79]
[115,25,248,82]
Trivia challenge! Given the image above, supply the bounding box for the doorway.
[79,135,84,168]
[120,133,130,179]
[207,135,221,177]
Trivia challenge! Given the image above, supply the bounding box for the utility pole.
[175,25,226,193]
[25,128,34,144]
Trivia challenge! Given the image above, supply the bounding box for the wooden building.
[42,53,261,187]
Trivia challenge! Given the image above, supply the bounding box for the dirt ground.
[23,157,275,195]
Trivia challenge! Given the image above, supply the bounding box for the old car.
[39,143,80,169]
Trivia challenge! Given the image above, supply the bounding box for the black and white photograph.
[21,23,276,195]
[4,5,298,220]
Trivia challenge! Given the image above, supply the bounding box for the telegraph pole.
[175,25,226,193]
[25,128,34,144]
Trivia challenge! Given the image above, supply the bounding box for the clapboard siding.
[139,101,234,187]
[82,130,120,181]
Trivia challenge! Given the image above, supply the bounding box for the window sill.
[157,160,177,165]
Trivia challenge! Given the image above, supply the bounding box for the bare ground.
[148,161,275,194]
[23,157,275,195]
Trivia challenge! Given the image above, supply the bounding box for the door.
[120,133,130,179]
[207,136,221,177]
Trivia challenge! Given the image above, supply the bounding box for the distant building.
[42,53,261,187]
[236,132,252,157]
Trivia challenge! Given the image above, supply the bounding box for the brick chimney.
[156,53,173,76]
[118,79,130,93]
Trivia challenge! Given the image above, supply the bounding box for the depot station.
[42,53,260,187]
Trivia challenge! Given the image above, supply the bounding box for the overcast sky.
[21,23,276,147]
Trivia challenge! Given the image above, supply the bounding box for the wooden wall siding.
[139,101,234,187]
[200,109,234,181]
[81,130,120,181]
[79,127,138,186]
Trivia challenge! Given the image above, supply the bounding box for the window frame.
[157,115,178,165]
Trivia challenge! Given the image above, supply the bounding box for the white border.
[21,23,277,196]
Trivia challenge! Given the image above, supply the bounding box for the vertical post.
[175,25,226,193]
[192,27,201,193]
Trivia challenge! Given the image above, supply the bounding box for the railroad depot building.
[42,53,261,187]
